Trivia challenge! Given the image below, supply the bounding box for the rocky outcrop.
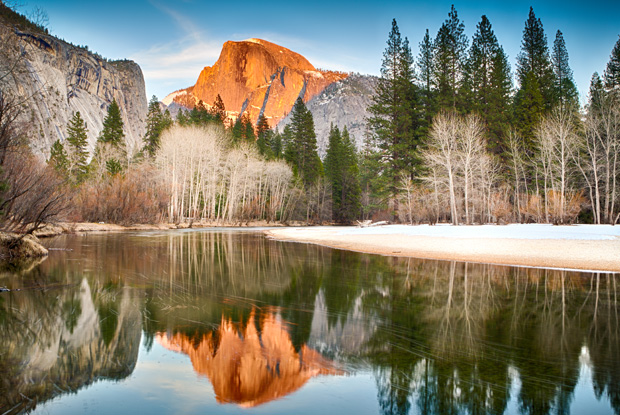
[0,6,147,158]
[277,74,378,157]
[165,38,348,128]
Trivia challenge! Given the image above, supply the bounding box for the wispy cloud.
[131,1,222,96]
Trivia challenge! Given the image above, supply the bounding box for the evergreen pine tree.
[417,29,436,128]
[143,95,164,157]
[432,5,469,110]
[551,30,579,111]
[95,99,126,175]
[176,109,188,126]
[286,98,322,188]
[515,7,555,110]
[588,72,605,113]
[99,99,125,146]
[65,111,89,183]
[49,139,68,174]
[324,125,361,223]
[211,94,227,124]
[256,114,273,158]
[466,15,512,155]
[368,19,424,204]
[487,46,513,156]
[604,35,620,92]
[270,128,283,159]
[513,71,544,153]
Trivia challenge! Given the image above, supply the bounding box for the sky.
[20,0,620,103]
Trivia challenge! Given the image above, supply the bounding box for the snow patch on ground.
[322,224,620,241]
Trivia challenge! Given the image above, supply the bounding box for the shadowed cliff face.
[166,39,347,127]
[0,8,147,158]
[157,309,343,407]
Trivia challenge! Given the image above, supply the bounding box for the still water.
[0,229,618,415]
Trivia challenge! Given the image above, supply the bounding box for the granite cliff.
[164,38,348,128]
[0,5,147,158]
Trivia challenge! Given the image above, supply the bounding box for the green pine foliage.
[95,99,127,175]
[432,5,469,111]
[513,71,544,153]
[176,109,189,126]
[552,30,579,111]
[65,111,90,183]
[143,96,172,158]
[417,29,437,129]
[210,94,227,123]
[604,36,620,91]
[189,100,219,126]
[368,19,425,199]
[99,99,125,147]
[515,7,555,111]
[232,113,256,143]
[588,72,605,113]
[359,132,388,219]
[324,125,361,223]
[49,139,68,174]
[465,15,513,156]
[285,98,322,188]
[256,114,274,158]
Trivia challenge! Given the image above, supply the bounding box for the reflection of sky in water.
[33,336,613,415]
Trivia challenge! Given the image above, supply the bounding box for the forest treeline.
[1,5,620,232]
[365,6,620,225]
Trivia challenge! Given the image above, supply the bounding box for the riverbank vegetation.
[1,5,620,236]
[365,7,620,225]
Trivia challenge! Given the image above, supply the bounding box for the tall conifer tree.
[99,99,125,146]
[368,19,424,203]
[604,35,620,92]
[551,30,578,111]
[65,111,89,183]
[286,98,322,188]
[433,5,468,110]
[211,94,227,124]
[417,29,436,128]
[515,7,555,110]
[324,125,361,223]
[466,15,512,155]
[143,95,169,157]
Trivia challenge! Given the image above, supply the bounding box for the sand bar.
[265,224,620,272]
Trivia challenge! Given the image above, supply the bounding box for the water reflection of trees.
[0,230,618,414]
[362,258,620,415]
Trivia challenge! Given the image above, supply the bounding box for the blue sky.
[22,0,620,103]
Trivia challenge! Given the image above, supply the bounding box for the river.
[0,229,618,414]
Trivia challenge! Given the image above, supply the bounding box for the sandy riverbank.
[33,220,291,238]
[265,224,620,272]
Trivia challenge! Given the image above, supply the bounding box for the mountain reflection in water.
[0,229,618,415]
[157,309,343,407]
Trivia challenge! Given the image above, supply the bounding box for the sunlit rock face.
[157,310,343,407]
[0,7,147,158]
[165,38,348,127]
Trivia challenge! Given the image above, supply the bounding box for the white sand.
[265,224,620,272]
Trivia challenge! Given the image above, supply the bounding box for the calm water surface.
[0,229,618,415]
